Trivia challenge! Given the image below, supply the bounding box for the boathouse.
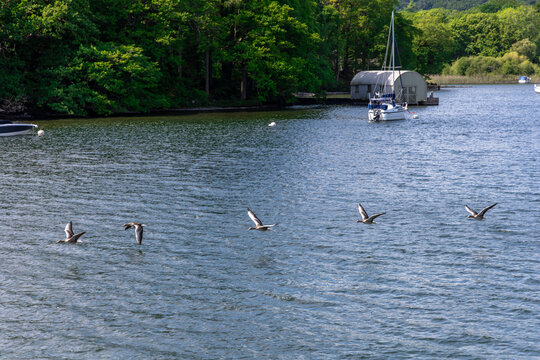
[350,70,427,105]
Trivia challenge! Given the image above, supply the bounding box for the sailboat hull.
[368,107,408,122]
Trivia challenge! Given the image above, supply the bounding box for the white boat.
[0,120,38,136]
[368,11,408,122]
[535,84,540,94]
[518,76,531,84]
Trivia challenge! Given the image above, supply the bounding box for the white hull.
[0,123,38,136]
[368,107,408,122]
[0,129,34,136]
[535,85,540,94]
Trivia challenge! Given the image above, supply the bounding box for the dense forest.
[399,0,537,11]
[0,0,538,116]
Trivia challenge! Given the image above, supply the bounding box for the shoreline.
[0,104,291,121]
[2,81,536,121]
[429,74,539,85]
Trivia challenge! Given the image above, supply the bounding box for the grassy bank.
[429,74,539,85]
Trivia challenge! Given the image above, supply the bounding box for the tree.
[224,0,329,102]
[0,2,28,107]
[511,38,537,62]
[450,12,502,57]
[405,9,456,74]
[497,6,540,57]
[478,0,522,13]
[39,43,167,116]
[317,2,345,84]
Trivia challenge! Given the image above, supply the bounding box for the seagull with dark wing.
[247,208,277,231]
[123,222,145,244]
[57,221,86,243]
[356,203,385,224]
[465,203,497,220]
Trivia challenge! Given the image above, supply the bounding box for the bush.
[443,50,538,77]
[464,56,500,75]
[511,38,537,62]
[499,51,530,75]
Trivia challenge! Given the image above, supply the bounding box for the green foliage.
[398,0,535,11]
[443,51,539,76]
[0,0,538,116]
[450,12,502,57]
[511,38,537,62]
[478,0,523,13]
[222,0,330,102]
[404,9,456,74]
[39,43,167,116]
[497,6,540,56]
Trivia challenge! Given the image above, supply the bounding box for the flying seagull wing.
[369,212,386,221]
[358,203,369,221]
[248,208,263,227]
[465,205,477,216]
[66,232,86,243]
[65,221,74,239]
[135,226,143,245]
[478,203,497,216]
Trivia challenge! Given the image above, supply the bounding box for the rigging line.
[392,12,405,103]
[378,11,393,95]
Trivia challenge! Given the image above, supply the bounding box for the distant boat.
[0,120,38,136]
[535,84,540,94]
[368,11,408,122]
[518,76,531,84]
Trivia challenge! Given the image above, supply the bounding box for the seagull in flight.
[356,203,385,224]
[247,208,277,231]
[57,221,86,243]
[123,222,145,244]
[465,203,497,220]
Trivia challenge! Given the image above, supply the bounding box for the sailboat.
[368,11,408,122]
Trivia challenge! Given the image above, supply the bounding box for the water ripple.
[0,85,539,358]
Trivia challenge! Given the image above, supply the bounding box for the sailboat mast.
[391,11,395,96]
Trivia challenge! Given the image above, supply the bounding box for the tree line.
[0,0,538,117]
[399,0,537,11]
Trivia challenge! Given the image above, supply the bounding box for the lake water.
[1,84,539,359]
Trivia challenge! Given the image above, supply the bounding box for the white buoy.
[413,114,419,119]
[37,129,45,136]
[268,122,276,127]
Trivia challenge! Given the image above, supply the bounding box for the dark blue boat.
[0,120,38,136]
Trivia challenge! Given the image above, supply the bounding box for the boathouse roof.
[350,70,424,86]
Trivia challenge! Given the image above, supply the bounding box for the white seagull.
[123,222,145,244]
[57,221,86,243]
[465,203,497,220]
[356,203,386,224]
[247,208,277,231]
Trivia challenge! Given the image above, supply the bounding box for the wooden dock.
[295,91,439,106]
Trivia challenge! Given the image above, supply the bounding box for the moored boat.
[0,120,38,136]
[368,11,408,122]
[518,76,531,84]
[535,84,540,94]
[368,96,408,121]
